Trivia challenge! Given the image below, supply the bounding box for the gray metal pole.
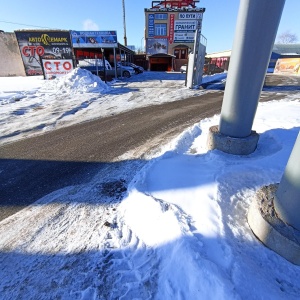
[219,0,286,138]
[274,132,300,231]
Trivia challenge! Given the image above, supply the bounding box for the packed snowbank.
[42,68,111,94]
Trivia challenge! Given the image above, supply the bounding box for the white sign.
[174,20,197,32]
[178,13,203,20]
[42,59,74,80]
[174,32,195,43]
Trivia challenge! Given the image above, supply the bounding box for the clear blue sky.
[0,0,299,53]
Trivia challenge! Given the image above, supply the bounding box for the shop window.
[155,13,168,20]
[174,48,188,59]
[155,24,167,36]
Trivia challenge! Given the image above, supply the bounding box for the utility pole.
[214,0,300,265]
[207,0,285,155]
[122,0,127,46]
[248,132,300,265]
[274,132,300,232]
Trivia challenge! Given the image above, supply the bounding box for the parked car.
[203,64,224,75]
[119,62,144,74]
[180,64,187,73]
[78,59,135,78]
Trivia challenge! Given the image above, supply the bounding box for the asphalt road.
[0,88,292,221]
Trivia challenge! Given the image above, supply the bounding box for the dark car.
[120,62,144,74]
[203,64,224,75]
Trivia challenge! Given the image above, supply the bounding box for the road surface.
[0,89,291,221]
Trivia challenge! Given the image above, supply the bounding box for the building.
[0,32,25,77]
[144,0,205,71]
[206,44,300,74]
[205,50,231,71]
[0,30,135,78]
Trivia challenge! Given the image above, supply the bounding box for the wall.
[0,32,25,77]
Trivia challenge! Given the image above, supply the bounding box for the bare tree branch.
[276,30,298,44]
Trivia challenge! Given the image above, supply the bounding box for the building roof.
[272,44,300,55]
[206,44,300,58]
[206,50,231,58]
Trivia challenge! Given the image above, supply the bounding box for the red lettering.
[36,46,44,56]
[22,46,44,57]
[44,62,52,70]
[54,61,60,70]
[63,61,72,70]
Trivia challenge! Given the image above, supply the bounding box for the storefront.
[14,29,73,77]
[148,53,175,71]
[71,31,135,68]
[144,1,205,71]
[14,29,135,77]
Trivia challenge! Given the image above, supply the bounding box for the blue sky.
[0,0,299,53]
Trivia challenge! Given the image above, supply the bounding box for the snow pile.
[115,99,300,299]
[42,68,110,94]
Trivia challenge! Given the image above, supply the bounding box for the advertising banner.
[169,14,175,44]
[148,14,155,37]
[41,59,74,80]
[15,30,72,76]
[178,12,203,20]
[146,38,168,55]
[274,58,300,75]
[71,31,118,48]
[174,20,198,43]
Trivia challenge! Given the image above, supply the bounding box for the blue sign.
[148,14,155,37]
[71,31,118,48]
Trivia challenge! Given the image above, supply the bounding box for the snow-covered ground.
[0,70,300,299]
[0,69,222,146]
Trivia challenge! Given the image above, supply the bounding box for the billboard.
[15,30,72,76]
[169,14,175,44]
[146,38,168,55]
[174,20,198,43]
[41,59,74,80]
[274,58,300,75]
[148,14,155,38]
[71,31,118,48]
[178,12,203,20]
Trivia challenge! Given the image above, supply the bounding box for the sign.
[71,31,118,48]
[146,38,168,55]
[274,58,300,75]
[148,14,155,37]
[175,20,197,31]
[178,12,203,19]
[174,20,198,43]
[41,59,74,80]
[169,14,175,44]
[15,30,72,76]
[174,32,195,43]
[145,7,204,12]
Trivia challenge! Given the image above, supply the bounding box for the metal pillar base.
[207,125,259,155]
[248,184,300,265]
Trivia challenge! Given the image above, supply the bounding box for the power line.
[0,20,54,29]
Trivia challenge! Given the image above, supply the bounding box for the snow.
[0,69,300,299]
